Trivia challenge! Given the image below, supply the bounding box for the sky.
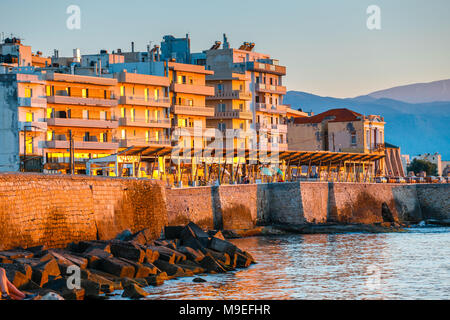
[1,0,449,98]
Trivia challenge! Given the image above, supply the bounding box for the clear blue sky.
[1,0,449,97]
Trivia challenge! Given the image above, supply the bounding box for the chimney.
[131,42,135,53]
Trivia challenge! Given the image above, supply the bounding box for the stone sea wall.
[0,173,449,250]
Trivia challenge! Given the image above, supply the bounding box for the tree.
[407,159,438,176]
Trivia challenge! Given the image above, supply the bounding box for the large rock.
[110,241,145,263]
[199,256,226,273]
[164,226,184,239]
[122,283,149,299]
[145,273,167,286]
[117,258,153,278]
[98,257,135,278]
[208,237,238,256]
[153,259,185,278]
[177,246,205,262]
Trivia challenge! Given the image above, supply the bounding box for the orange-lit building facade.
[204,38,289,152]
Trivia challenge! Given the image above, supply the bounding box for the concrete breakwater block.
[0,221,256,300]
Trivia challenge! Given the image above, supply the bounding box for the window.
[100,111,106,120]
[121,108,125,118]
[26,137,33,154]
[366,130,370,147]
[46,131,53,141]
[131,108,135,122]
[82,110,89,119]
[178,118,186,127]
[154,89,159,101]
[145,109,150,123]
[46,86,52,97]
[144,88,148,101]
[217,84,224,92]
[155,131,159,142]
[100,132,107,143]
[24,88,32,98]
[120,86,125,97]
[65,87,71,96]
[218,123,226,131]
[47,108,53,119]
[82,89,88,98]
[25,112,33,122]
[145,130,150,143]
[351,132,357,145]
[154,110,159,121]
[239,103,244,111]
[218,103,226,112]
[121,129,126,140]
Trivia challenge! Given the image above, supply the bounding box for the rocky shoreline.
[0,222,255,300]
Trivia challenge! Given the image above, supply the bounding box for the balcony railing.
[46,117,119,129]
[119,138,171,148]
[119,117,171,128]
[171,105,215,117]
[207,90,252,100]
[17,97,47,108]
[45,139,119,150]
[170,83,215,96]
[255,83,287,94]
[118,96,170,107]
[246,61,287,75]
[47,95,118,107]
[255,103,287,114]
[211,110,253,120]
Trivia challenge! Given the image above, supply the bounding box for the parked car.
[393,177,406,183]
[414,176,425,183]
[425,176,439,183]
[405,176,416,183]
[375,176,387,183]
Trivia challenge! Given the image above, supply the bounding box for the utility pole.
[23,126,27,172]
[69,130,74,175]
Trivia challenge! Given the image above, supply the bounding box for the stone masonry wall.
[0,173,167,250]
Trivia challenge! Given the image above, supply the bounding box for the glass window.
[121,108,125,118]
[120,86,125,97]
[25,112,33,122]
[24,88,32,98]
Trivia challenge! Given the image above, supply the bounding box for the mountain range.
[284,79,450,159]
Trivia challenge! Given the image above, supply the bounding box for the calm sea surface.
[114,227,450,300]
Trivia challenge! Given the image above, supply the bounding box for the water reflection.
[140,228,450,300]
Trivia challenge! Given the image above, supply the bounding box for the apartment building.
[0,73,47,171]
[203,35,289,152]
[168,61,215,150]
[43,72,119,173]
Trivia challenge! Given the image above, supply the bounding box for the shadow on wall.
[113,181,168,240]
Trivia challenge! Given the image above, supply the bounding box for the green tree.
[407,159,438,176]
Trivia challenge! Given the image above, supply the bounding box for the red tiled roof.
[293,108,362,124]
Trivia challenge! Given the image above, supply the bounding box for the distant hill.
[358,79,450,103]
[284,90,450,159]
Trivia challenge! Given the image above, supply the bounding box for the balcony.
[255,103,287,114]
[173,126,217,138]
[117,72,170,87]
[118,96,170,108]
[119,117,171,128]
[46,117,119,129]
[171,105,215,117]
[17,97,47,108]
[255,83,287,95]
[19,121,47,132]
[206,90,252,101]
[47,95,118,107]
[119,138,171,148]
[271,124,288,133]
[210,110,253,120]
[246,61,286,76]
[170,83,215,96]
[45,140,119,150]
